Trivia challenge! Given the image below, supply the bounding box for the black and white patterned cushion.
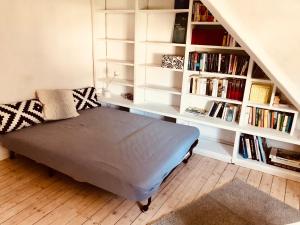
[0,99,44,134]
[73,87,101,111]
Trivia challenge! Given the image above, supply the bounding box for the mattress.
[1,107,199,201]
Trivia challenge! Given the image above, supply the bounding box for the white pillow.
[36,89,79,121]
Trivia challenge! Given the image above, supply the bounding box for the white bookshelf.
[92,0,300,182]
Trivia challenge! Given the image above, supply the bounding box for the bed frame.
[9,139,199,212]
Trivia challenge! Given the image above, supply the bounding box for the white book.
[245,107,252,125]
[245,138,252,159]
[232,106,238,122]
[201,53,208,72]
[221,79,228,98]
[276,114,281,131]
[217,54,222,73]
[213,103,222,118]
[212,78,219,97]
[254,136,261,161]
[282,115,288,133]
[199,78,207,95]
[192,76,197,94]
[222,106,228,120]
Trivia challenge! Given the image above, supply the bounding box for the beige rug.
[148,179,300,225]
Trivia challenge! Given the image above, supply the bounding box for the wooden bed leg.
[138,197,152,212]
[48,168,55,177]
[9,151,16,160]
[183,140,198,164]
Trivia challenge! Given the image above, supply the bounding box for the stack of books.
[222,32,238,47]
[249,83,272,104]
[188,52,249,75]
[245,107,294,133]
[269,148,300,172]
[192,1,215,22]
[239,134,268,163]
[208,102,239,122]
[189,76,245,101]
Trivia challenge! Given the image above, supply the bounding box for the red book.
[192,27,226,46]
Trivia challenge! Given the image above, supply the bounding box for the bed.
[1,107,199,211]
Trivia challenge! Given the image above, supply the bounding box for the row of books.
[246,107,294,133]
[239,134,300,172]
[192,1,215,22]
[189,76,245,101]
[208,102,239,122]
[188,52,249,75]
[239,134,268,162]
[222,32,237,47]
[269,148,300,172]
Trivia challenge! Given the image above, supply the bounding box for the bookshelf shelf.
[141,85,182,95]
[97,94,134,108]
[239,125,300,146]
[97,38,135,44]
[187,93,243,105]
[234,155,300,182]
[181,113,240,131]
[191,21,221,25]
[140,64,184,72]
[98,59,135,67]
[96,9,135,14]
[247,102,298,114]
[186,70,247,79]
[92,0,300,181]
[251,78,273,84]
[189,44,244,51]
[194,138,233,163]
[137,9,189,14]
[98,78,134,87]
[140,41,186,47]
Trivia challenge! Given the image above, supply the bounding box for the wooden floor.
[0,155,299,225]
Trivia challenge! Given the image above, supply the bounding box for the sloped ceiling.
[202,0,300,110]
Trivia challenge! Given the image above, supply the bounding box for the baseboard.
[0,143,9,160]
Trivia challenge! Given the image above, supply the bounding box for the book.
[239,135,248,159]
[221,79,228,98]
[174,0,189,9]
[249,136,257,160]
[257,136,267,163]
[172,13,188,44]
[249,84,272,104]
[208,102,219,117]
[212,78,219,97]
[254,136,261,162]
[244,136,252,159]
[269,148,300,168]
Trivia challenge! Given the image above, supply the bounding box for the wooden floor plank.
[270,176,287,202]
[247,170,263,188]
[234,166,251,182]
[148,157,204,223]
[285,180,300,210]
[259,173,273,194]
[195,160,228,198]
[214,163,239,189]
[176,157,218,208]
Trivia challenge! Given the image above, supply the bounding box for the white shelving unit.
[92,0,300,182]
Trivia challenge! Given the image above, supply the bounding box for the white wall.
[203,0,300,110]
[0,0,94,104]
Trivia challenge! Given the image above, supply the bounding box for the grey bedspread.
[1,107,199,201]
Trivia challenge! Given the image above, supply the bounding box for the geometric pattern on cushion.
[72,87,101,111]
[0,99,44,134]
